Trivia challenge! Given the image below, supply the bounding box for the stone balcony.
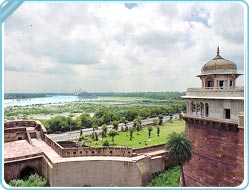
[182,113,238,125]
[183,86,244,99]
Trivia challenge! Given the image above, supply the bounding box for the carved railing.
[187,86,244,92]
[185,86,244,98]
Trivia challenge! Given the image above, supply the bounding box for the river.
[4,95,93,108]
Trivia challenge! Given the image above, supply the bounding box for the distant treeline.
[41,103,186,133]
[5,92,185,100]
[92,92,185,100]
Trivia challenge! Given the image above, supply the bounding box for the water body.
[4,95,93,107]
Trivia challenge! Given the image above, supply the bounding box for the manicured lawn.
[89,120,185,148]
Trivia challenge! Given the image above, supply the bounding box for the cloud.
[4,2,245,92]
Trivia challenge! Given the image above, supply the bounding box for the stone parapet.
[133,144,165,154]
[182,113,238,126]
[62,146,132,157]
[44,135,64,156]
[4,120,47,142]
[184,87,244,98]
[44,135,133,157]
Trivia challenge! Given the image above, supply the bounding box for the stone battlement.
[4,120,47,142]
[44,135,133,157]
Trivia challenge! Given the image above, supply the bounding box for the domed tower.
[182,47,244,187]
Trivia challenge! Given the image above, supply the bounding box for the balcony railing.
[185,86,244,98]
[182,113,238,125]
[187,86,244,92]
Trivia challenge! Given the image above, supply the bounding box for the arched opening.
[200,102,204,116]
[205,103,209,117]
[205,77,214,88]
[230,80,233,89]
[20,166,36,180]
[190,102,194,113]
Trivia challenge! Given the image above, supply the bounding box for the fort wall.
[4,120,47,142]
[183,120,243,187]
[44,135,133,157]
[4,157,43,182]
[133,144,165,154]
[47,157,153,187]
[4,120,173,187]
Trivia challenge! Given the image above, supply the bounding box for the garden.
[88,120,185,149]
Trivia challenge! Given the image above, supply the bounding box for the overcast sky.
[4,2,245,93]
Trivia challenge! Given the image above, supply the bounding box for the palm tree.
[92,125,98,140]
[148,126,153,138]
[165,132,192,187]
[157,126,160,137]
[158,114,163,125]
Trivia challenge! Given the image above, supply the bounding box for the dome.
[200,47,238,75]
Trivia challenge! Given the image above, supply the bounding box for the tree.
[136,116,142,132]
[165,132,192,187]
[125,109,138,121]
[129,128,134,141]
[132,118,140,134]
[120,117,128,131]
[80,128,83,136]
[169,114,173,123]
[102,139,110,147]
[92,117,102,126]
[47,116,71,133]
[92,125,98,141]
[109,129,118,145]
[120,117,126,125]
[102,124,108,138]
[157,126,160,137]
[9,173,47,187]
[112,120,119,130]
[158,114,163,125]
[78,135,88,146]
[68,114,74,131]
[94,109,112,125]
[132,119,137,128]
[95,132,99,141]
[148,126,153,138]
[77,113,92,128]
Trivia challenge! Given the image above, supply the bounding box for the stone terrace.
[4,140,43,162]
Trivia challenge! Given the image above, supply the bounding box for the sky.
[4,2,245,93]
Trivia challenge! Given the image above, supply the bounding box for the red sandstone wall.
[234,128,244,183]
[4,128,27,142]
[184,122,243,187]
[4,120,47,143]
[4,157,43,182]
[133,144,165,154]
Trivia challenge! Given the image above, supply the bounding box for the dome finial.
[217,46,220,55]
[213,46,223,60]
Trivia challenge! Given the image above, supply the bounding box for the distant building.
[182,47,244,186]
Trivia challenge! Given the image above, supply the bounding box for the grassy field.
[90,120,185,148]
